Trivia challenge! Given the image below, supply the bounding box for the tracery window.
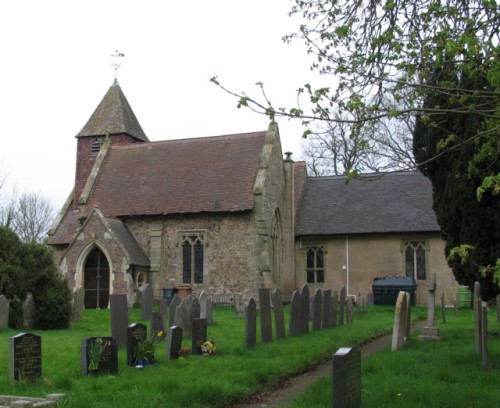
[306,246,325,283]
[404,241,426,280]
[181,233,205,284]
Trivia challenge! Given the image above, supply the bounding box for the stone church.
[48,80,458,307]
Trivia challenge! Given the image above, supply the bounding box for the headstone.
[392,291,410,351]
[332,347,361,408]
[141,284,154,320]
[481,304,488,371]
[497,294,500,323]
[158,298,168,317]
[300,284,310,334]
[192,318,208,355]
[191,296,201,323]
[473,281,482,354]
[0,294,9,329]
[289,290,302,337]
[346,297,354,324]
[312,289,322,331]
[419,273,441,341]
[110,294,128,348]
[166,325,183,360]
[174,297,193,336]
[245,298,257,348]
[169,294,181,327]
[271,288,286,339]
[151,311,165,338]
[22,292,35,330]
[331,291,338,327]
[81,336,118,375]
[126,323,147,366]
[441,291,446,323]
[199,290,213,325]
[9,333,41,382]
[322,289,331,329]
[338,287,346,326]
[234,293,245,317]
[259,288,273,343]
[71,287,85,322]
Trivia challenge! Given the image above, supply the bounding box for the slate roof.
[76,79,149,142]
[81,131,268,218]
[296,171,440,236]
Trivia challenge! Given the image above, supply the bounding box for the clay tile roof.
[104,217,150,267]
[76,79,149,142]
[83,131,268,217]
[297,171,440,236]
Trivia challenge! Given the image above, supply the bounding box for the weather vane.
[111,50,125,79]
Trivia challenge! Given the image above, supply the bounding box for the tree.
[212,0,499,290]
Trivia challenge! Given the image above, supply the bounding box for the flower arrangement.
[88,338,110,370]
[200,339,216,355]
[134,330,165,365]
[178,347,191,358]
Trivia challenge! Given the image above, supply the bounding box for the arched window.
[306,247,325,283]
[84,247,110,308]
[404,241,427,280]
[181,234,204,284]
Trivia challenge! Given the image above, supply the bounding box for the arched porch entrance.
[84,247,110,309]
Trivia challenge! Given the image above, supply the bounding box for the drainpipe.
[345,235,349,296]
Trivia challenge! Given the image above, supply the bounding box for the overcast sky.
[0,1,321,208]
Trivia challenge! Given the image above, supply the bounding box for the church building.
[48,80,458,307]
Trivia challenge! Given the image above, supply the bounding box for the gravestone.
[71,287,85,322]
[300,284,310,334]
[245,297,257,348]
[481,304,488,371]
[81,336,118,375]
[169,294,181,327]
[332,347,361,408]
[473,281,482,354]
[331,291,339,327]
[419,273,441,341]
[271,288,286,339]
[174,297,193,336]
[234,293,246,317]
[126,323,147,366]
[497,294,500,323]
[392,291,410,351]
[441,291,446,323]
[322,289,331,329]
[141,284,154,320]
[289,290,302,336]
[166,325,183,360]
[192,318,208,355]
[151,311,165,338]
[259,288,273,343]
[338,287,346,326]
[312,289,322,331]
[110,294,128,348]
[22,292,35,330]
[191,296,201,323]
[0,294,9,329]
[159,298,168,317]
[346,297,354,324]
[9,333,41,382]
[199,290,213,325]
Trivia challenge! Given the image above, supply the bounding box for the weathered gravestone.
[166,325,183,360]
[0,294,9,329]
[332,347,361,408]
[259,288,273,343]
[9,333,41,382]
[151,311,165,339]
[418,273,441,341]
[481,304,488,371]
[81,336,118,375]
[22,292,35,330]
[289,290,302,337]
[169,294,181,327]
[141,284,154,320]
[331,291,339,327]
[312,289,322,331]
[392,291,411,351]
[441,291,446,323]
[159,298,168,318]
[191,296,201,325]
[473,281,482,354]
[110,294,128,348]
[174,297,193,336]
[338,287,346,326]
[192,318,208,355]
[127,323,147,366]
[271,288,286,339]
[234,292,246,318]
[245,297,257,348]
[300,284,310,334]
[322,289,332,329]
[199,290,213,325]
[71,287,85,322]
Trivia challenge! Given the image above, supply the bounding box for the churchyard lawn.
[0,304,496,407]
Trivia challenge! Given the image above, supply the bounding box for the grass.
[289,307,500,408]
[0,304,495,407]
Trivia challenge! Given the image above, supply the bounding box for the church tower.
[73,79,149,209]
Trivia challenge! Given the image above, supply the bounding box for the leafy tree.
[212,0,499,288]
[0,226,71,329]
